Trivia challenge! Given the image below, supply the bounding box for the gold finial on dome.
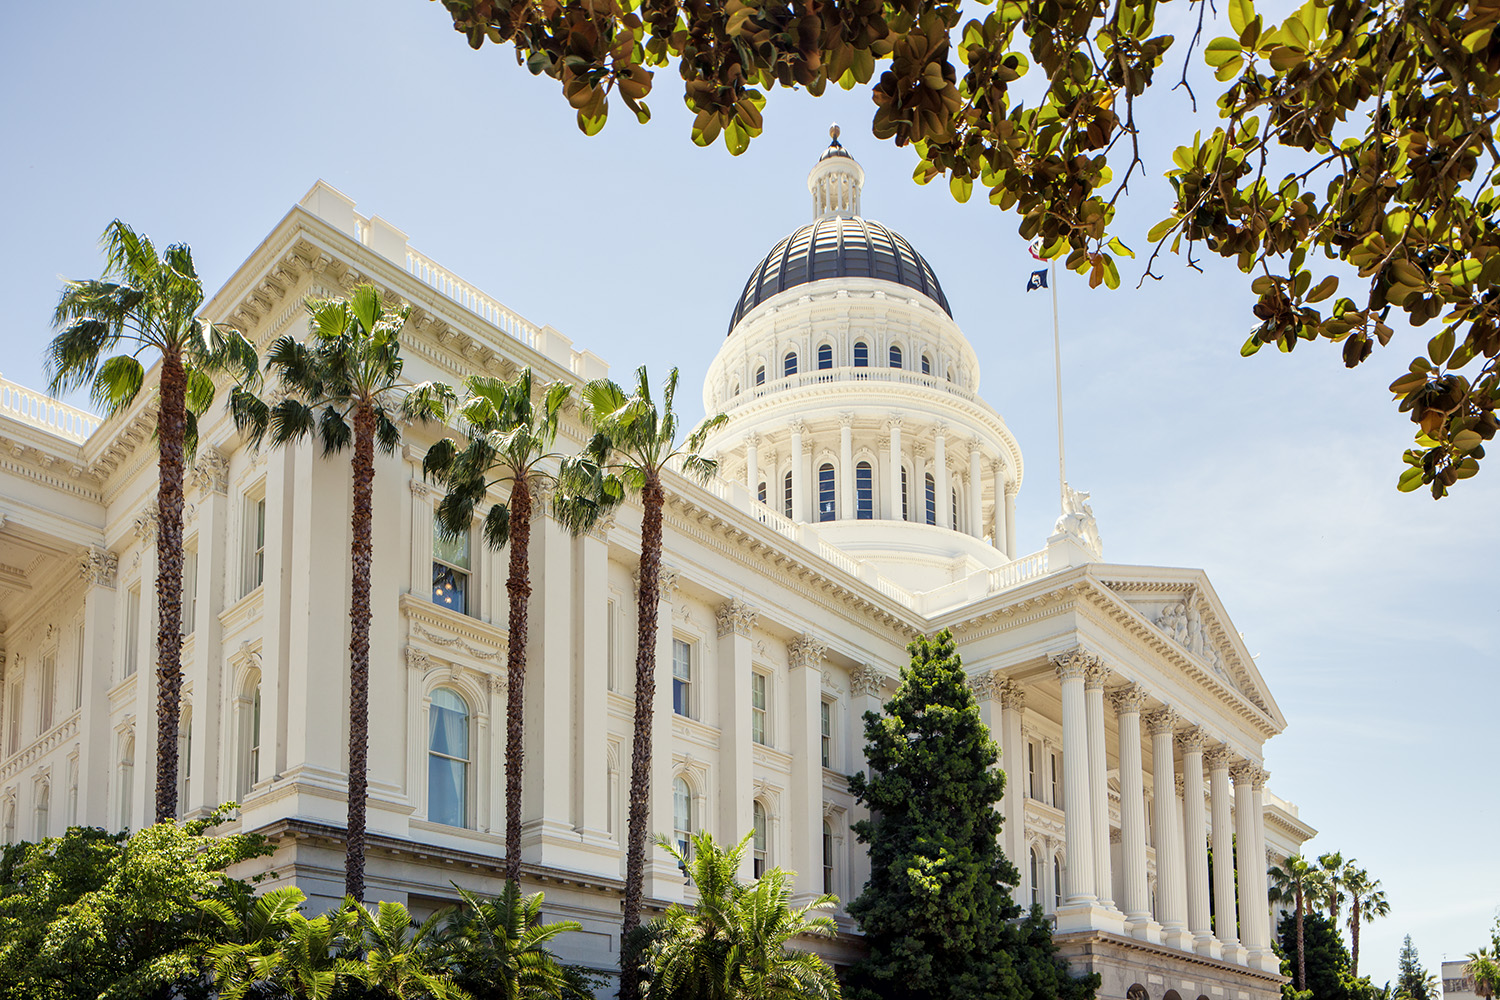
[830,123,841,142]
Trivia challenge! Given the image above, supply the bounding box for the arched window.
[783,472,793,519]
[924,473,937,525]
[818,464,836,521]
[33,783,49,841]
[118,733,135,831]
[1127,986,1150,1000]
[752,800,768,878]
[889,345,903,369]
[822,820,834,893]
[673,777,694,860]
[177,705,192,818]
[239,678,262,799]
[755,365,766,386]
[428,688,470,828]
[901,469,909,520]
[731,381,740,397]
[856,462,873,519]
[1029,847,1040,906]
[757,481,767,504]
[1,801,14,845]
[921,354,932,375]
[783,352,798,378]
[817,344,833,370]
[946,367,954,382]
[952,488,959,530]
[853,341,869,367]
[1053,856,1063,910]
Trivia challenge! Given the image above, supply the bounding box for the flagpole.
[1050,257,1066,515]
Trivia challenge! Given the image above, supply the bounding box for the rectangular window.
[783,473,793,520]
[123,586,141,678]
[751,672,767,745]
[1050,751,1061,808]
[672,639,692,717]
[182,547,198,635]
[901,469,909,521]
[432,517,471,615]
[606,599,617,692]
[74,625,85,711]
[855,463,873,520]
[820,699,833,768]
[243,495,266,596]
[38,652,55,733]
[1027,741,1037,800]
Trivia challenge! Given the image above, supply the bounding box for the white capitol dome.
[701,132,1026,593]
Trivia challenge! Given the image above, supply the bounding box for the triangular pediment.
[1093,565,1284,729]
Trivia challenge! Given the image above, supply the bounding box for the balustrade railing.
[988,549,1048,592]
[403,247,541,350]
[0,377,101,442]
[722,366,979,411]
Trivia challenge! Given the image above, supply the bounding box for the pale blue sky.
[2,0,1495,984]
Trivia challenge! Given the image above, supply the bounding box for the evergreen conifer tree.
[846,630,1098,1000]
[1394,935,1437,1000]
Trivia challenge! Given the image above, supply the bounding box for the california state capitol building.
[0,137,1315,1000]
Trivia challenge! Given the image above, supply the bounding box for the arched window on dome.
[889,344,903,369]
[901,468,909,520]
[817,344,833,370]
[752,800,769,878]
[1029,847,1040,907]
[946,367,954,382]
[783,472,793,519]
[428,688,470,828]
[952,488,960,531]
[755,365,766,387]
[818,464,836,521]
[783,352,798,378]
[853,341,869,367]
[921,354,932,375]
[731,381,740,397]
[856,462,873,519]
[673,776,695,861]
[924,474,937,525]
[757,481,767,505]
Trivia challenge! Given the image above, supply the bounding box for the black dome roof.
[727,217,952,334]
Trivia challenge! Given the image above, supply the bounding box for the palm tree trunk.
[619,472,665,999]
[1351,899,1361,978]
[154,353,188,825]
[502,480,533,886]
[345,402,378,902]
[1296,883,1306,991]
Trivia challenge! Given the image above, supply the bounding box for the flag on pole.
[1026,268,1048,291]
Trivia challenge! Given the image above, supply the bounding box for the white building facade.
[0,141,1313,1000]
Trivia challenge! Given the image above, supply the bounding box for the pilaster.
[573,512,615,860]
[716,598,759,879]
[75,546,117,828]
[788,634,827,901]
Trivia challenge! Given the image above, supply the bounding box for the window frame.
[855,462,874,520]
[673,775,695,861]
[783,352,798,378]
[427,687,472,829]
[432,515,474,617]
[750,671,768,746]
[38,649,56,734]
[816,343,833,370]
[853,341,869,367]
[671,638,694,718]
[822,819,835,894]
[817,463,836,522]
[783,472,793,519]
[924,473,937,525]
[752,799,769,878]
[242,491,267,597]
[123,585,141,679]
[889,344,903,369]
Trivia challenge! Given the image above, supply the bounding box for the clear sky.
[2,0,1495,985]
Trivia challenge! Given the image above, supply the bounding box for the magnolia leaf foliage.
[435,0,1500,497]
[422,367,623,549]
[47,219,259,454]
[228,284,454,455]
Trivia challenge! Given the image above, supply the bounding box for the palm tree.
[47,221,258,824]
[422,369,619,886]
[211,903,357,1000]
[441,882,598,999]
[1317,851,1349,929]
[1344,866,1389,978]
[634,830,841,1000]
[228,283,451,900]
[1268,853,1322,990]
[578,367,725,997]
[344,899,469,1000]
[1466,947,1499,1000]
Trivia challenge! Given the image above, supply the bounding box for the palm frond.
[90,354,146,416]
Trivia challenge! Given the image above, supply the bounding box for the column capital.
[789,634,828,671]
[408,477,433,501]
[999,678,1028,713]
[584,510,617,541]
[189,448,230,495]
[1110,684,1149,715]
[1143,706,1180,735]
[789,417,806,436]
[1176,726,1209,754]
[1051,647,1102,682]
[77,545,119,588]
[405,646,431,673]
[747,431,761,448]
[850,663,885,696]
[133,503,160,541]
[885,415,903,432]
[715,598,759,638]
[634,565,679,600]
[839,412,854,428]
[1231,761,1267,787]
[1204,745,1238,771]
[965,669,1001,700]
[1083,662,1111,690]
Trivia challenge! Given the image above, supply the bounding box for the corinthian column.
[934,427,950,529]
[839,414,854,520]
[1207,745,1243,963]
[968,443,983,539]
[1178,727,1215,955]
[1112,685,1156,940]
[1083,663,1115,913]
[745,433,760,497]
[1146,707,1192,950]
[887,419,903,521]
[1247,766,1278,971]
[1051,650,1102,930]
[1233,762,1269,965]
[790,419,807,522]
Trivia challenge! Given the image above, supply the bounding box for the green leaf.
[1306,274,1339,302]
[1397,466,1425,492]
[724,119,750,155]
[1102,254,1121,289]
[1453,428,1484,451]
[950,173,973,203]
[578,110,607,136]
[1107,236,1135,259]
[1241,332,1264,356]
[1463,26,1492,52]
[1428,327,1455,365]
[1204,37,1243,67]
[1147,217,1178,242]
[1228,0,1255,37]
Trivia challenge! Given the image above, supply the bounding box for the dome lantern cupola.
[807,124,863,220]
